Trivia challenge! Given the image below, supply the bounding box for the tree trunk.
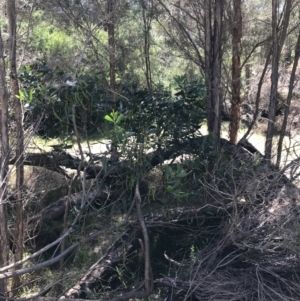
[265,0,279,160]
[212,0,222,141]
[204,0,213,136]
[239,48,272,142]
[107,0,116,92]
[204,0,223,143]
[229,0,242,144]
[6,0,25,294]
[141,0,153,93]
[0,28,10,297]
[265,0,291,160]
[276,28,300,167]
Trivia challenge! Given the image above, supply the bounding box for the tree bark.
[0,28,10,297]
[6,0,25,293]
[212,0,222,142]
[229,0,242,144]
[107,0,116,92]
[204,0,213,136]
[141,0,153,93]
[204,0,223,144]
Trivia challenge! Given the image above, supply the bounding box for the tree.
[6,0,25,293]
[140,0,153,93]
[0,28,10,297]
[44,0,131,91]
[107,0,116,91]
[157,0,224,142]
[265,0,292,160]
[229,0,242,144]
[277,26,300,167]
[204,0,223,142]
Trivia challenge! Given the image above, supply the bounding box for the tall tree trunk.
[212,0,222,141]
[276,28,300,167]
[265,0,291,160]
[204,0,213,135]
[229,0,242,144]
[107,0,116,92]
[265,0,279,160]
[7,0,24,294]
[0,28,10,298]
[141,0,153,93]
[204,0,223,143]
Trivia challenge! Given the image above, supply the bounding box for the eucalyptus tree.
[0,0,25,295]
[229,0,242,144]
[7,0,25,293]
[140,0,154,92]
[107,0,116,90]
[265,0,292,160]
[277,26,300,167]
[0,27,10,298]
[204,0,223,141]
[157,0,224,142]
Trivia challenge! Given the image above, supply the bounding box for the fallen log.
[10,152,68,176]
[9,151,103,179]
[6,136,270,182]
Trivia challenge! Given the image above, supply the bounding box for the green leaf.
[29,89,34,102]
[110,110,117,119]
[176,172,188,178]
[17,89,25,101]
[116,114,123,124]
[164,165,172,180]
[104,115,114,122]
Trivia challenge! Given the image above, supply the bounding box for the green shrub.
[29,12,79,56]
